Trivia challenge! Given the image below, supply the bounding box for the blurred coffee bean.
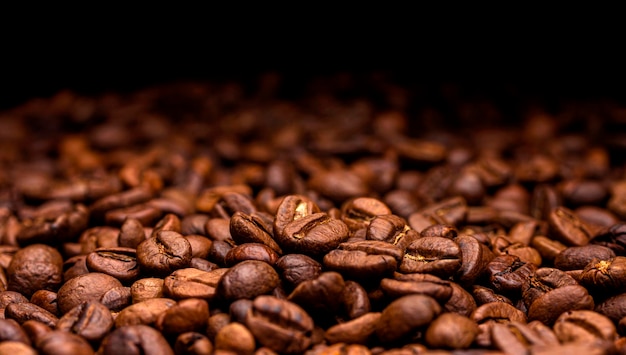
[340,197,391,231]
[99,324,174,355]
[56,300,113,343]
[375,294,441,343]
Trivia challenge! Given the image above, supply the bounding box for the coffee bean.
[472,285,513,306]
[225,243,279,267]
[86,247,140,284]
[580,256,626,294]
[37,330,94,355]
[230,211,282,254]
[340,197,391,231]
[5,302,58,328]
[214,322,256,355]
[163,268,227,300]
[245,295,313,354]
[137,230,192,276]
[288,272,345,316]
[527,285,594,325]
[596,293,626,323]
[30,290,58,317]
[115,298,177,328]
[554,245,615,271]
[399,236,462,278]
[7,244,63,298]
[276,212,349,257]
[375,294,441,343]
[0,318,30,345]
[131,278,165,303]
[217,260,279,301]
[118,218,146,248]
[325,312,381,345]
[155,298,209,335]
[0,341,37,355]
[553,310,617,343]
[57,272,123,314]
[99,286,131,312]
[275,254,322,288]
[341,281,371,320]
[99,324,174,355]
[174,332,213,355]
[56,300,113,343]
[425,312,479,349]
[323,240,402,280]
[380,274,452,303]
[483,255,536,295]
[455,234,494,286]
[548,206,594,246]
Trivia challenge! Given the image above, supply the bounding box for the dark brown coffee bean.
[596,293,626,323]
[522,268,579,309]
[86,247,139,284]
[276,213,349,257]
[483,255,536,295]
[531,235,567,263]
[399,236,462,278]
[580,256,626,293]
[443,282,477,317]
[217,260,279,301]
[205,218,233,242]
[190,258,218,272]
[163,268,227,300]
[275,254,323,288]
[340,197,391,231]
[207,313,230,342]
[308,169,368,203]
[17,204,88,245]
[325,312,381,345]
[137,230,192,276]
[206,239,235,267]
[214,322,256,354]
[209,192,257,219]
[245,295,314,354]
[156,298,209,335]
[548,206,594,246]
[89,187,154,221]
[341,281,371,320]
[560,179,608,207]
[99,324,174,355]
[575,206,619,229]
[118,217,146,248]
[62,256,88,282]
[365,214,415,247]
[115,298,177,328]
[225,243,280,267]
[174,332,213,355]
[151,213,182,237]
[7,244,63,298]
[0,318,30,345]
[37,330,94,355]
[323,240,402,280]
[288,272,345,316]
[425,312,479,349]
[99,286,131,312]
[56,300,113,343]
[79,226,120,254]
[554,245,615,271]
[455,234,494,286]
[527,285,594,325]
[229,299,253,324]
[181,214,210,236]
[131,278,164,303]
[472,285,513,306]
[0,291,28,318]
[530,185,561,221]
[554,310,617,344]
[184,235,212,259]
[230,211,282,254]
[472,302,527,325]
[57,272,123,314]
[106,203,162,227]
[375,294,441,343]
[29,290,58,317]
[5,302,58,328]
[380,275,452,303]
[416,196,468,226]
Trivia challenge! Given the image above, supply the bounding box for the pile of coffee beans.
[2,74,626,354]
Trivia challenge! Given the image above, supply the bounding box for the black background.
[2,14,624,111]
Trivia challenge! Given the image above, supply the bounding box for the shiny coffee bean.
[276,212,349,257]
[230,211,282,254]
[323,240,402,280]
[275,254,323,288]
[137,230,192,276]
[375,294,441,343]
[56,300,113,343]
[340,197,391,231]
[399,236,462,278]
[217,260,279,301]
[86,247,139,284]
[57,273,122,314]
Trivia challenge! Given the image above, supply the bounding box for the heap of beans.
[1,74,626,354]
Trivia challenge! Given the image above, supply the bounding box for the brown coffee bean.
[341,281,371,320]
[99,324,174,355]
[0,318,30,345]
[217,260,279,301]
[0,341,37,355]
[555,245,615,271]
[554,310,617,343]
[596,293,626,324]
[79,226,120,254]
[115,298,177,328]
[288,272,345,315]
[472,285,513,306]
[209,192,257,219]
[580,256,626,293]
[57,272,123,314]
[105,203,162,226]
[56,300,113,343]
[86,247,140,284]
[99,286,132,312]
[375,294,441,343]
[275,254,322,288]
[205,218,233,242]
[118,217,146,249]
[137,230,192,276]
[455,234,494,286]
[7,244,63,298]
[472,302,527,325]
[230,211,282,254]
[323,240,402,280]
[527,285,594,325]
[29,290,58,317]
[399,236,462,278]
[37,330,94,355]
[131,278,165,303]
[383,190,421,218]
[245,295,314,354]
[207,239,235,267]
[17,204,88,245]
[181,214,210,236]
[380,274,452,303]
[325,312,381,345]
[89,187,154,221]
[5,302,58,328]
[225,243,280,267]
[560,179,608,207]
[548,206,594,246]
[156,298,209,335]
[425,312,479,349]
[340,197,391,231]
[483,255,536,295]
[308,169,368,203]
[276,213,349,257]
[443,282,477,317]
[163,268,227,300]
[215,322,256,355]
[531,235,567,263]
[62,255,89,281]
[366,214,419,250]
[417,196,468,226]
[174,332,213,355]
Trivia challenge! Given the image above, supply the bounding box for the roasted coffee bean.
[425,312,479,349]
[210,192,257,219]
[522,268,579,308]
[596,293,626,323]
[383,190,421,218]
[57,272,123,314]
[527,285,594,325]
[592,223,626,255]
[341,281,371,320]
[4,302,58,328]
[151,213,182,238]
[184,235,212,259]
[99,324,174,355]
[206,239,235,266]
[472,285,513,306]
[365,214,415,246]
[308,170,368,203]
[207,313,230,342]
[444,282,477,317]
[79,226,120,254]
[323,240,402,280]
[181,214,210,236]
[560,179,608,207]
[553,310,617,343]
[89,187,154,221]
[399,236,462,278]
[375,294,441,343]
[325,312,381,345]
[245,295,314,354]
[99,286,131,312]
[30,290,58,317]
[273,195,320,235]
[225,243,280,266]
[7,244,63,298]
[531,235,567,262]
[455,234,494,286]
[483,255,536,295]
[0,341,37,354]
[86,247,139,284]
[174,332,213,355]
[163,268,227,300]
[472,302,527,325]
[0,290,29,318]
[580,256,626,293]
[229,299,253,324]
[214,322,256,355]
[131,278,165,303]
[0,318,30,344]
[276,212,349,257]
[115,298,177,328]
[190,258,218,272]
[56,300,113,343]
[205,218,233,242]
[554,245,616,271]
[217,260,279,301]
[118,217,146,249]
[288,272,345,315]
[16,204,88,245]
[415,196,468,227]
[340,197,391,231]
[576,206,619,229]
[37,330,94,355]
[381,273,452,303]
[155,298,209,335]
[62,255,89,281]
[548,206,594,246]
[136,230,192,276]
[275,254,323,288]
[230,211,282,254]
[105,203,162,227]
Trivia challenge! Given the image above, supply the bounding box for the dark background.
[2,16,624,111]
